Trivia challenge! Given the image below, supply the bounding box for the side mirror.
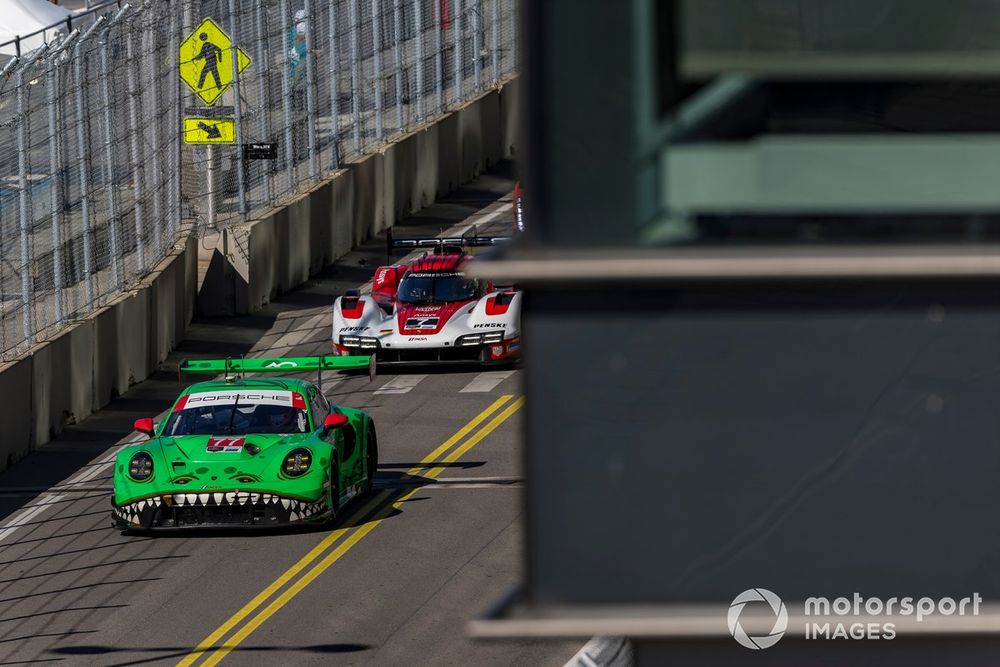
[322,413,349,433]
[134,418,156,437]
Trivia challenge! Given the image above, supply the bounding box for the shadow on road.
[49,642,370,666]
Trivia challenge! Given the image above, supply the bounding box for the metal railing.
[0,0,519,361]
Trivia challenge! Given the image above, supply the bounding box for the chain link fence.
[192,0,519,227]
[0,0,518,361]
[0,1,181,361]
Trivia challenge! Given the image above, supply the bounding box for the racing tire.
[363,425,378,496]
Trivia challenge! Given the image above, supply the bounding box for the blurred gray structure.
[473,0,1000,664]
[0,0,518,361]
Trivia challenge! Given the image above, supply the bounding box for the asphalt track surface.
[0,164,578,666]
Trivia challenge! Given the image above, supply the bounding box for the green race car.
[112,355,377,530]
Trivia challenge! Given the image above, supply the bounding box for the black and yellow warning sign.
[179,18,251,106]
[183,117,236,144]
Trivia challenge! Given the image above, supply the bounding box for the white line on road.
[459,371,515,393]
[0,436,145,546]
[0,495,67,544]
[455,198,515,237]
[374,375,428,395]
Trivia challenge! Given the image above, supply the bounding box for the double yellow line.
[178,394,524,667]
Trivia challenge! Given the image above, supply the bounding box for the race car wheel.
[363,425,378,496]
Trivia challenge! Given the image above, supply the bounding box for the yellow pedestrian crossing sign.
[179,17,251,106]
[183,117,236,144]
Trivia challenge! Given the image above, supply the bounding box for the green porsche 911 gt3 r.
[112,355,377,530]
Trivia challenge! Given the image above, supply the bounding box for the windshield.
[397,272,479,304]
[161,391,310,436]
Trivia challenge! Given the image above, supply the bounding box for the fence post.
[303,0,319,180]
[490,0,499,84]
[472,0,481,91]
[170,3,181,237]
[373,0,384,143]
[126,18,146,275]
[227,0,248,218]
[393,0,404,134]
[435,0,444,113]
[279,0,295,193]
[327,0,341,170]
[254,0,274,201]
[144,19,164,257]
[510,0,517,70]
[16,67,29,346]
[46,54,60,327]
[413,0,424,122]
[100,6,128,292]
[0,56,19,351]
[452,0,462,104]
[75,16,106,310]
[182,1,195,234]
[48,32,80,328]
[15,47,49,347]
[349,0,361,154]
[205,147,218,230]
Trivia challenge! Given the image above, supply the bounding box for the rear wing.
[385,225,511,263]
[178,355,376,388]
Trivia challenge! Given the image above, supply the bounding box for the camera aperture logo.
[728,589,983,649]
[728,588,788,649]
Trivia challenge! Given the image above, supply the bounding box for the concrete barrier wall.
[0,231,198,472]
[215,77,519,315]
[0,76,519,472]
[0,356,32,470]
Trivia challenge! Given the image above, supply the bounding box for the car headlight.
[128,452,154,481]
[456,333,483,346]
[481,331,504,344]
[282,448,313,477]
[340,335,379,349]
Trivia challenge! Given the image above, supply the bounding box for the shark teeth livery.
[111,491,335,529]
[111,369,378,531]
